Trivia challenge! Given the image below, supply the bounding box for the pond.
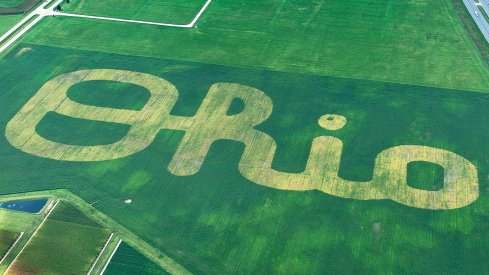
[0,198,48,213]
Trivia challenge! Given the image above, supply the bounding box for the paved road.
[463,0,489,42]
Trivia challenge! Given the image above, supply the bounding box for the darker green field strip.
[104,242,169,275]
[67,80,150,111]
[4,44,489,273]
[36,112,131,146]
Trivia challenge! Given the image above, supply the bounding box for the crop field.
[7,202,110,274]
[0,14,22,35]
[21,0,489,92]
[105,242,169,275]
[1,0,489,274]
[0,230,19,259]
[0,42,489,273]
[63,0,208,24]
[0,0,40,14]
[0,209,38,233]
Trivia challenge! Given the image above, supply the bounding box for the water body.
[0,198,47,213]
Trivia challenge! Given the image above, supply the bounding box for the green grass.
[0,0,40,13]
[2,44,489,273]
[0,0,27,9]
[407,162,445,191]
[20,0,489,92]
[36,112,131,146]
[63,0,207,25]
[67,80,150,110]
[0,209,38,233]
[0,230,18,258]
[8,203,109,275]
[48,201,102,227]
[0,14,22,35]
[104,242,169,275]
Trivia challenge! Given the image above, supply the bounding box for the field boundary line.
[87,233,114,275]
[0,232,25,266]
[2,199,59,275]
[100,239,122,275]
[189,0,213,26]
[51,12,191,28]
[0,0,212,54]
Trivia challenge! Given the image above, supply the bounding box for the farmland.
[0,0,41,14]
[0,0,29,10]
[0,14,22,34]
[21,0,489,92]
[7,202,110,274]
[0,0,489,274]
[0,43,489,273]
[0,230,19,259]
[104,242,170,275]
[63,0,207,24]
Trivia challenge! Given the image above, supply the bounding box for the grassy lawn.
[7,202,109,274]
[19,0,489,92]
[63,0,207,25]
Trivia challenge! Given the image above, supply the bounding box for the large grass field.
[20,0,489,93]
[1,43,489,273]
[63,0,207,25]
[7,202,109,274]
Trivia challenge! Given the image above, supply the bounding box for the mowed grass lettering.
[6,69,479,210]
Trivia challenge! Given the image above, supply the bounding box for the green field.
[0,0,40,14]
[0,209,38,233]
[0,14,22,35]
[1,0,489,273]
[105,242,169,275]
[8,202,109,274]
[0,0,27,9]
[0,230,18,259]
[21,0,489,92]
[1,43,489,273]
[63,0,207,24]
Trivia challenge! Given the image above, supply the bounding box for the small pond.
[0,198,48,213]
